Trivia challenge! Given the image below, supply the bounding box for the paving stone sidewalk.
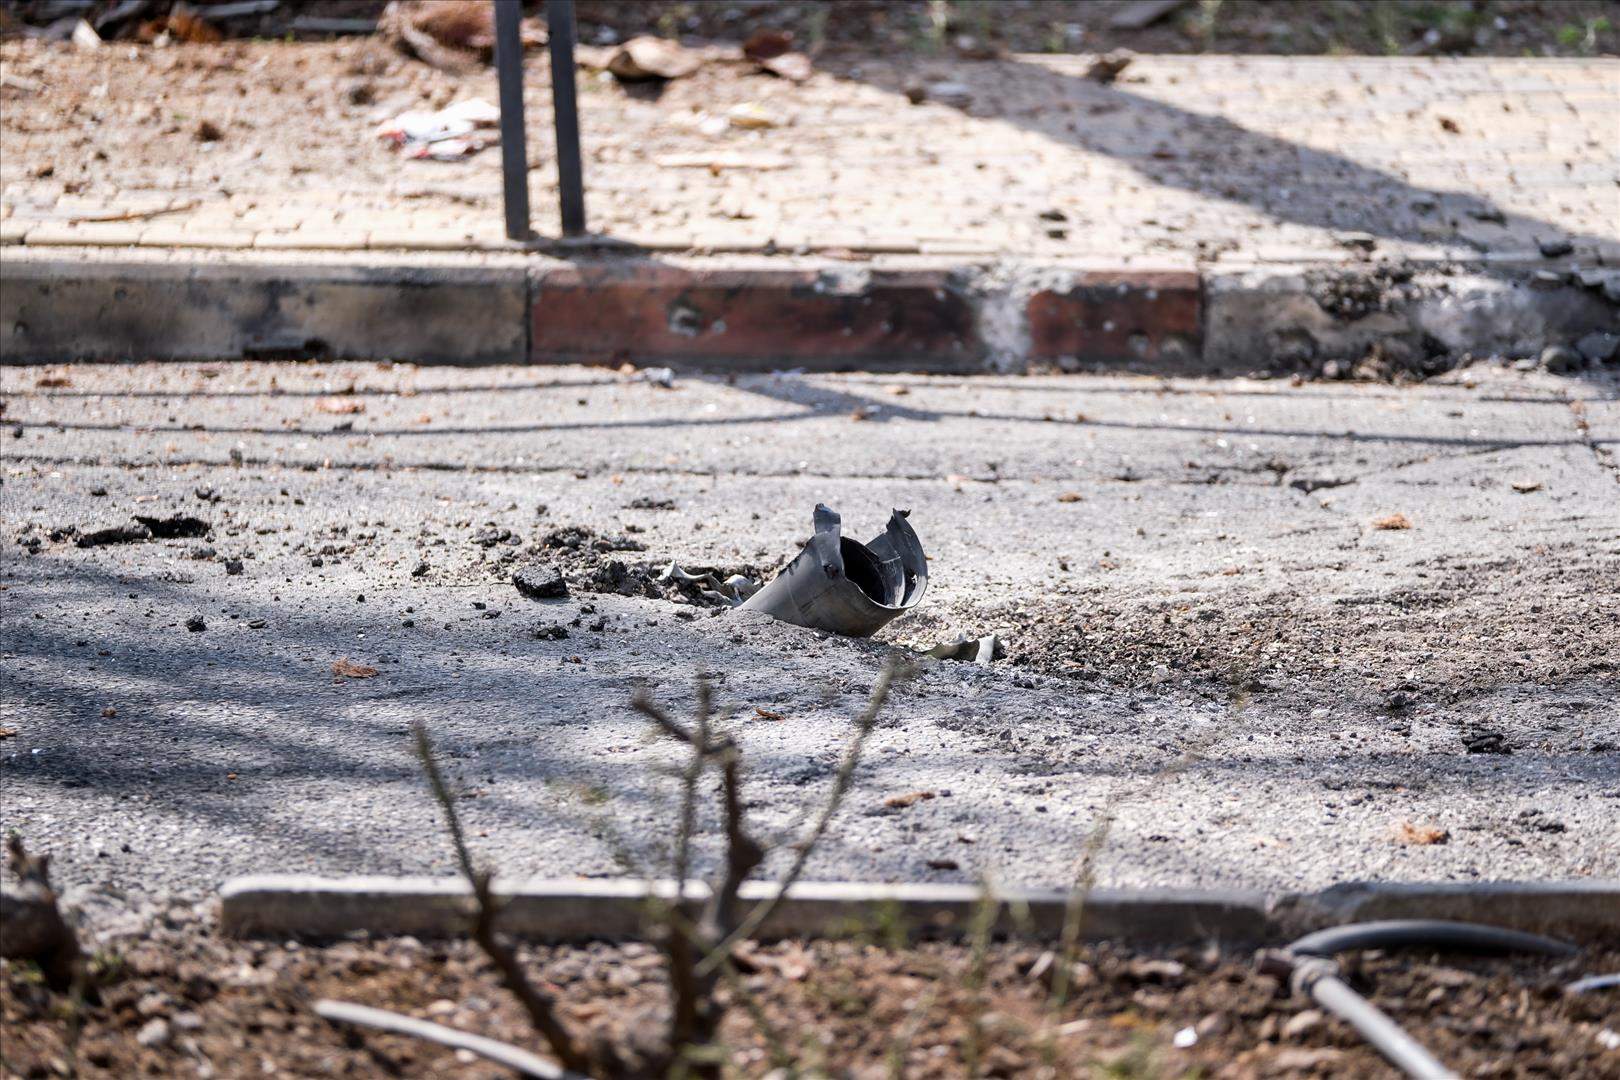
[1,41,1615,265]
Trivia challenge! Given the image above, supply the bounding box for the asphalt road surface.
[2,361,1615,914]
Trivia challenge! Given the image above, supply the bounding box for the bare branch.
[314,999,590,1080]
[468,871,591,1073]
[672,718,706,897]
[411,723,590,1076]
[411,723,476,884]
[662,897,704,1052]
[650,896,788,1073]
[707,747,764,937]
[716,956,793,1073]
[697,656,906,975]
[2,833,84,994]
[631,686,701,746]
[695,675,713,733]
[629,663,904,1068]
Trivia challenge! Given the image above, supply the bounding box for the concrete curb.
[1272,880,1620,942]
[217,875,1620,945]
[3,253,1615,373]
[0,259,529,365]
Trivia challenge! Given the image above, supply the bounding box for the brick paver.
[0,41,1615,265]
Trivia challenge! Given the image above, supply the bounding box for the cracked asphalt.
[1,361,1616,913]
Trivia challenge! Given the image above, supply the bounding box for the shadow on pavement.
[834,54,1610,258]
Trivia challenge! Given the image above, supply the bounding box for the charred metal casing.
[740,505,927,637]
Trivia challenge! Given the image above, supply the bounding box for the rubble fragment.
[376,99,501,161]
[513,563,569,600]
[607,36,702,82]
[927,634,1005,666]
[740,505,927,637]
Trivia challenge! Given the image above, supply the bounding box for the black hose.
[1271,919,1579,1080]
[1289,919,1576,959]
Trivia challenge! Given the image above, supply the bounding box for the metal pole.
[546,0,586,236]
[494,0,531,240]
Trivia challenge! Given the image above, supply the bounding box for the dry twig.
[632,678,763,1064]
[696,656,905,975]
[1,833,84,994]
[411,723,592,1075]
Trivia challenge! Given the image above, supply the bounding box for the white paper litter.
[376,99,501,160]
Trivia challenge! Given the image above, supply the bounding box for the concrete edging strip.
[218,875,1620,944]
[218,875,1269,943]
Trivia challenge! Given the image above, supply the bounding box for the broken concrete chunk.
[1463,727,1511,754]
[740,505,927,637]
[70,18,100,50]
[513,563,568,600]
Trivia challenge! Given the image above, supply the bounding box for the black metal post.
[494,0,531,240]
[547,0,586,237]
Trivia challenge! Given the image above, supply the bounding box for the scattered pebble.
[136,1018,171,1048]
[1539,344,1584,374]
[1463,727,1511,754]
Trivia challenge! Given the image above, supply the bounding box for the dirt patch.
[967,553,1620,714]
[4,918,1617,1078]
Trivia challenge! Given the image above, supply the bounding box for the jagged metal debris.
[739,504,927,637]
[926,634,1005,666]
[658,561,759,606]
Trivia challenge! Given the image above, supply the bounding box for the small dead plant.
[1,834,85,995]
[315,656,908,1077]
